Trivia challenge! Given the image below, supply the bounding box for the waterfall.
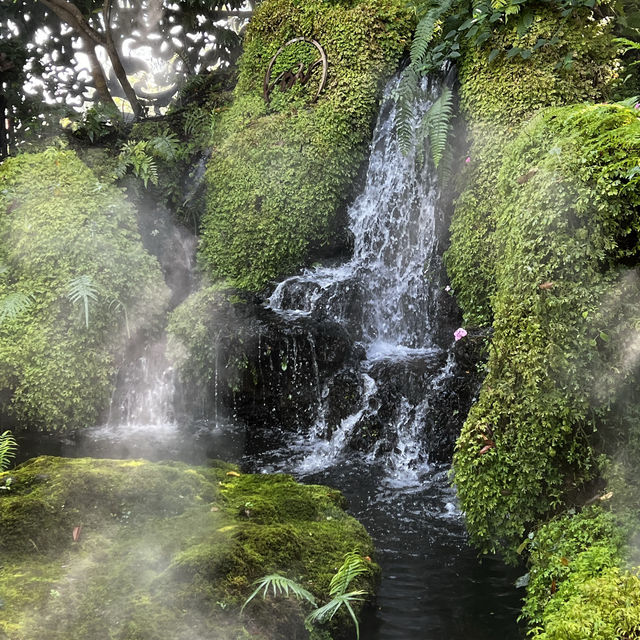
[264,77,455,483]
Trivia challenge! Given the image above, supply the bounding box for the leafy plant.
[418,87,454,169]
[0,430,18,471]
[241,552,371,640]
[241,574,317,613]
[306,552,369,640]
[0,292,33,326]
[67,275,99,329]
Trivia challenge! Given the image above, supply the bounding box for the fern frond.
[0,430,18,471]
[329,552,369,597]
[423,87,454,169]
[395,64,420,156]
[410,0,454,66]
[67,275,99,329]
[305,591,367,640]
[149,130,180,161]
[241,574,316,613]
[0,292,33,326]
[616,95,640,108]
[614,37,640,52]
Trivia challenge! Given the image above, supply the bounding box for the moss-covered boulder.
[522,507,640,639]
[452,102,640,555]
[0,149,169,432]
[0,456,376,640]
[445,7,619,325]
[199,0,413,291]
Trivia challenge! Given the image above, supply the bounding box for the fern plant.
[306,552,369,640]
[67,275,99,329]
[0,430,18,471]
[0,292,33,326]
[418,86,454,169]
[241,552,371,640]
[241,574,317,613]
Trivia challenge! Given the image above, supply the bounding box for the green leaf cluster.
[0,149,169,431]
[198,0,414,292]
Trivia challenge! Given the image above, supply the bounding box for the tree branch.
[39,0,105,47]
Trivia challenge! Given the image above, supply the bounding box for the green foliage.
[306,552,370,640]
[446,6,619,325]
[66,275,99,329]
[0,457,375,640]
[199,0,414,291]
[0,149,168,431]
[521,508,640,639]
[418,87,454,169]
[242,552,371,640]
[452,102,640,557]
[0,430,18,471]
[0,292,33,326]
[241,574,317,612]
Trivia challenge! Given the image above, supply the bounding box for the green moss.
[522,507,640,639]
[0,457,376,640]
[452,102,640,556]
[0,149,169,432]
[445,7,619,325]
[199,0,413,291]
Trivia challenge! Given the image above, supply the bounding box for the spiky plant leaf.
[329,552,369,597]
[421,87,454,169]
[0,292,33,326]
[305,591,367,640]
[67,275,99,329]
[617,95,640,108]
[0,430,18,471]
[410,0,454,65]
[241,574,316,613]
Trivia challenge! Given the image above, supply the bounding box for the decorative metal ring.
[263,37,328,104]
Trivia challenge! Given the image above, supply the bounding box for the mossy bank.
[198,0,413,291]
[0,149,169,432]
[0,456,376,640]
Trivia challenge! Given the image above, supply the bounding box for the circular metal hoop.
[263,37,328,104]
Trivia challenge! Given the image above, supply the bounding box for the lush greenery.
[0,149,168,431]
[452,101,640,557]
[0,456,376,640]
[445,5,620,324]
[521,507,640,639]
[198,0,414,291]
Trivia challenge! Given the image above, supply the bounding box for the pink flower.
[445,285,451,292]
[635,103,640,110]
[454,328,467,341]
[465,156,471,163]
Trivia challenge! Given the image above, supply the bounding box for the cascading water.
[248,77,524,639]
[265,77,451,479]
[23,76,523,640]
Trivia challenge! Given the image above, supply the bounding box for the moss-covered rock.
[199,0,413,292]
[452,102,640,556]
[522,507,640,639]
[0,456,376,640]
[0,149,169,432]
[445,7,619,325]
